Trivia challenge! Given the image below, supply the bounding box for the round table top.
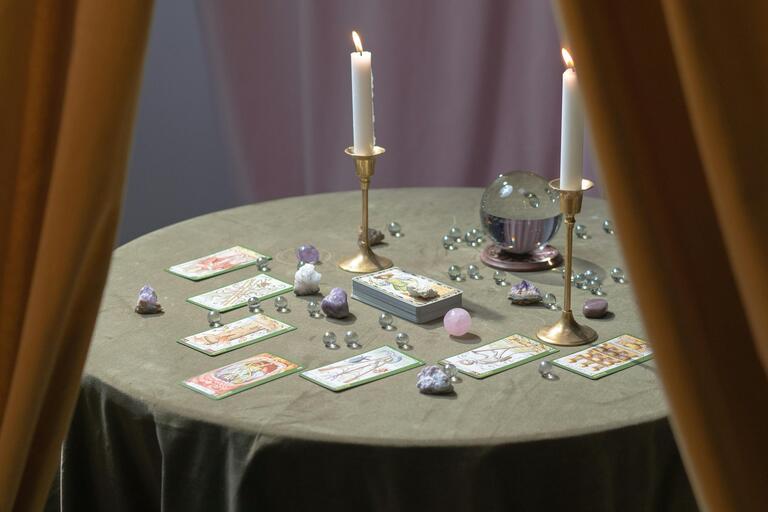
[88,187,665,447]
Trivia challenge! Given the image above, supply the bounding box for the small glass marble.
[538,360,557,380]
[256,256,270,271]
[297,260,307,269]
[610,267,627,284]
[247,296,262,313]
[449,226,463,242]
[602,219,615,235]
[379,312,395,331]
[322,331,339,350]
[493,270,508,286]
[582,269,596,280]
[543,292,558,310]
[574,272,589,290]
[575,224,590,239]
[207,310,221,328]
[442,235,458,251]
[442,362,460,383]
[388,221,403,237]
[448,264,464,281]
[274,295,289,312]
[467,264,481,280]
[525,192,541,208]
[344,330,362,349]
[307,299,322,318]
[395,332,411,350]
[591,286,608,297]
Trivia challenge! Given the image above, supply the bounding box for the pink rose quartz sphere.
[444,308,471,336]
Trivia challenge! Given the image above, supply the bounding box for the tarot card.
[553,334,653,379]
[178,313,295,356]
[167,246,268,281]
[182,353,302,399]
[442,334,559,379]
[300,346,424,392]
[187,274,293,313]
[352,267,462,308]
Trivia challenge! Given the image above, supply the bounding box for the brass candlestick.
[537,178,598,346]
[338,146,393,273]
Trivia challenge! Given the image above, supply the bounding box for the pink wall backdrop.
[200,0,597,199]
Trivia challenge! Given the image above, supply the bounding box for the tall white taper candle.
[351,31,375,155]
[559,48,584,190]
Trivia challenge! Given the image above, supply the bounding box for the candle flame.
[561,48,575,69]
[352,31,364,54]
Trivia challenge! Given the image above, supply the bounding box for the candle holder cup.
[536,178,598,346]
[338,146,394,273]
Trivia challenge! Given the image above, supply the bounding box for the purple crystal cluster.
[416,365,454,394]
[508,280,543,305]
[135,284,163,314]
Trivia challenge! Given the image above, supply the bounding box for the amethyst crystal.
[296,244,320,264]
[416,365,454,394]
[359,227,385,246]
[135,284,163,314]
[321,287,350,319]
[583,298,608,318]
[508,280,543,305]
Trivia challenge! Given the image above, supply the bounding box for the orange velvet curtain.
[0,1,152,511]
[554,1,768,511]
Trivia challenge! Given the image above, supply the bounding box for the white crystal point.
[294,263,322,296]
[406,281,438,299]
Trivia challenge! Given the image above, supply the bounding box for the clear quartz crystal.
[322,331,338,349]
[207,310,221,327]
[256,256,270,271]
[344,330,361,349]
[247,296,261,313]
[575,224,589,239]
[388,221,402,237]
[448,265,463,281]
[493,270,508,286]
[274,295,288,312]
[610,267,626,283]
[395,332,411,349]
[307,299,321,318]
[543,292,558,310]
[442,234,457,251]
[467,264,481,279]
[379,312,395,330]
[602,219,615,234]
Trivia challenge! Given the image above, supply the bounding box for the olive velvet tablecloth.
[59,188,696,511]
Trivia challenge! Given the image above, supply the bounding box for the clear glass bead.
[379,312,395,330]
[582,269,596,280]
[274,295,289,312]
[467,264,481,279]
[493,270,508,286]
[543,292,558,310]
[442,234,457,251]
[448,226,462,239]
[591,287,608,296]
[395,332,411,349]
[322,331,338,349]
[575,224,590,239]
[388,221,402,237]
[247,296,261,313]
[344,330,361,349]
[574,272,589,289]
[256,256,270,271]
[610,267,626,283]
[448,265,464,281]
[207,310,221,327]
[602,219,615,235]
[442,362,459,382]
[307,299,322,318]
[538,360,554,379]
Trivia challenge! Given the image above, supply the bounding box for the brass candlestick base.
[338,146,393,273]
[537,178,598,346]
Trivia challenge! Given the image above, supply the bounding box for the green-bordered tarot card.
[552,334,653,380]
[182,352,302,399]
[187,274,292,313]
[178,313,295,356]
[300,346,424,392]
[441,334,558,379]
[167,246,269,281]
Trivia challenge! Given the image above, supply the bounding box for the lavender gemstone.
[508,280,543,305]
[416,365,454,395]
[583,298,609,318]
[135,284,162,314]
[321,287,350,319]
[296,244,320,263]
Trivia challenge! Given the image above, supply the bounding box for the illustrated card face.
[182,353,302,399]
[553,334,653,379]
[442,334,558,379]
[353,267,461,307]
[300,346,424,392]
[168,246,268,281]
[187,274,292,312]
[178,314,295,356]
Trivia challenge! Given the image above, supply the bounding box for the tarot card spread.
[168,246,268,281]
[442,334,558,379]
[187,274,293,313]
[183,353,302,399]
[178,314,295,356]
[553,334,653,379]
[353,267,461,308]
[301,346,424,392]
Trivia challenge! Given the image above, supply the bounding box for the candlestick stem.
[537,179,598,346]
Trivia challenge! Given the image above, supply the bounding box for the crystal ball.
[296,244,320,263]
[480,171,563,254]
[443,308,471,336]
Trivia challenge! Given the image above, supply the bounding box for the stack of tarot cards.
[351,267,462,323]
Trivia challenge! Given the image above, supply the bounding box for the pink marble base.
[480,244,563,272]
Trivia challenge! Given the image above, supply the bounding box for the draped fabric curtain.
[554,1,768,510]
[0,1,152,510]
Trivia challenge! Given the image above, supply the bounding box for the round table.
[60,188,695,511]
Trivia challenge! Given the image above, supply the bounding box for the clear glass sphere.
[388,221,402,237]
[207,310,221,327]
[307,299,321,317]
[493,270,508,285]
[448,265,463,281]
[247,296,261,313]
[603,219,615,234]
[344,330,361,348]
[379,312,394,330]
[467,264,481,279]
[610,267,626,283]
[395,332,410,348]
[275,296,288,311]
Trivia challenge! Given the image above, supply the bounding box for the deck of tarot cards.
[351,267,463,323]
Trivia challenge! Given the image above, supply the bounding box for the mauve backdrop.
[118,0,597,244]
